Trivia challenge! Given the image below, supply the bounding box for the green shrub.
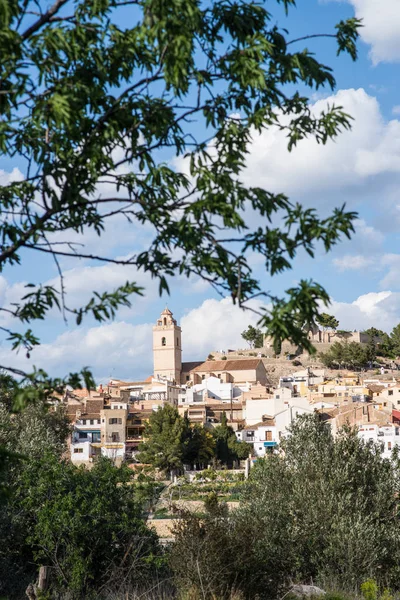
[361,579,378,600]
[172,415,400,599]
[379,590,394,600]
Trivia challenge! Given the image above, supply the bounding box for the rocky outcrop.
[289,584,326,598]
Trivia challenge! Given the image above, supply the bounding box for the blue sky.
[1,0,400,382]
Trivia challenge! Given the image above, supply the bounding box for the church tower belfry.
[153,308,182,383]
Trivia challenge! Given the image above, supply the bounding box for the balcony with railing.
[72,430,101,444]
[126,426,144,441]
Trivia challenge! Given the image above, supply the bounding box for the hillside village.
[64,308,400,467]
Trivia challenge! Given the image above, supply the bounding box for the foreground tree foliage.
[17,456,161,598]
[0,0,361,395]
[171,415,400,599]
[0,414,163,598]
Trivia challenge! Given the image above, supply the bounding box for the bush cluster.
[170,414,400,599]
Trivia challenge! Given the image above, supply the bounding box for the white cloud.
[332,254,376,271]
[0,167,24,185]
[0,321,153,382]
[331,251,400,292]
[0,260,158,328]
[242,88,400,197]
[330,291,400,332]
[331,218,384,260]
[393,106,400,116]
[338,0,400,64]
[181,297,266,359]
[378,254,400,289]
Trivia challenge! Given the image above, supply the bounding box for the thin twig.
[287,33,336,46]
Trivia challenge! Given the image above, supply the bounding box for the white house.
[273,401,314,438]
[243,394,312,430]
[179,376,245,405]
[71,416,102,464]
[279,368,325,395]
[237,420,279,457]
[244,396,284,425]
[358,424,400,459]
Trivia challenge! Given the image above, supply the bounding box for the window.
[90,419,94,425]
[202,375,205,380]
[82,419,86,424]
[109,418,122,425]
[161,337,166,346]
[92,432,101,442]
[74,448,83,453]
[384,402,387,407]
[163,318,167,326]
[389,390,393,396]
[266,431,273,441]
[177,337,179,346]
[186,375,190,382]
[388,442,392,450]
[79,432,88,439]
[276,395,280,399]
[111,432,120,442]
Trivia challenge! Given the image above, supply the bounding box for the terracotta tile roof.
[66,398,104,421]
[85,399,104,414]
[191,359,262,372]
[144,376,153,383]
[367,384,385,393]
[243,419,275,430]
[70,388,92,398]
[66,405,80,416]
[79,413,102,420]
[182,361,204,372]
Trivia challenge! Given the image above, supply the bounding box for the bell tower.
[153,308,182,383]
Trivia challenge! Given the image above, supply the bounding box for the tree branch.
[24,243,138,265]
[287,34,336,46]
[21,0,71,40]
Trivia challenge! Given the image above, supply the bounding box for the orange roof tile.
[191,359,262,372]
